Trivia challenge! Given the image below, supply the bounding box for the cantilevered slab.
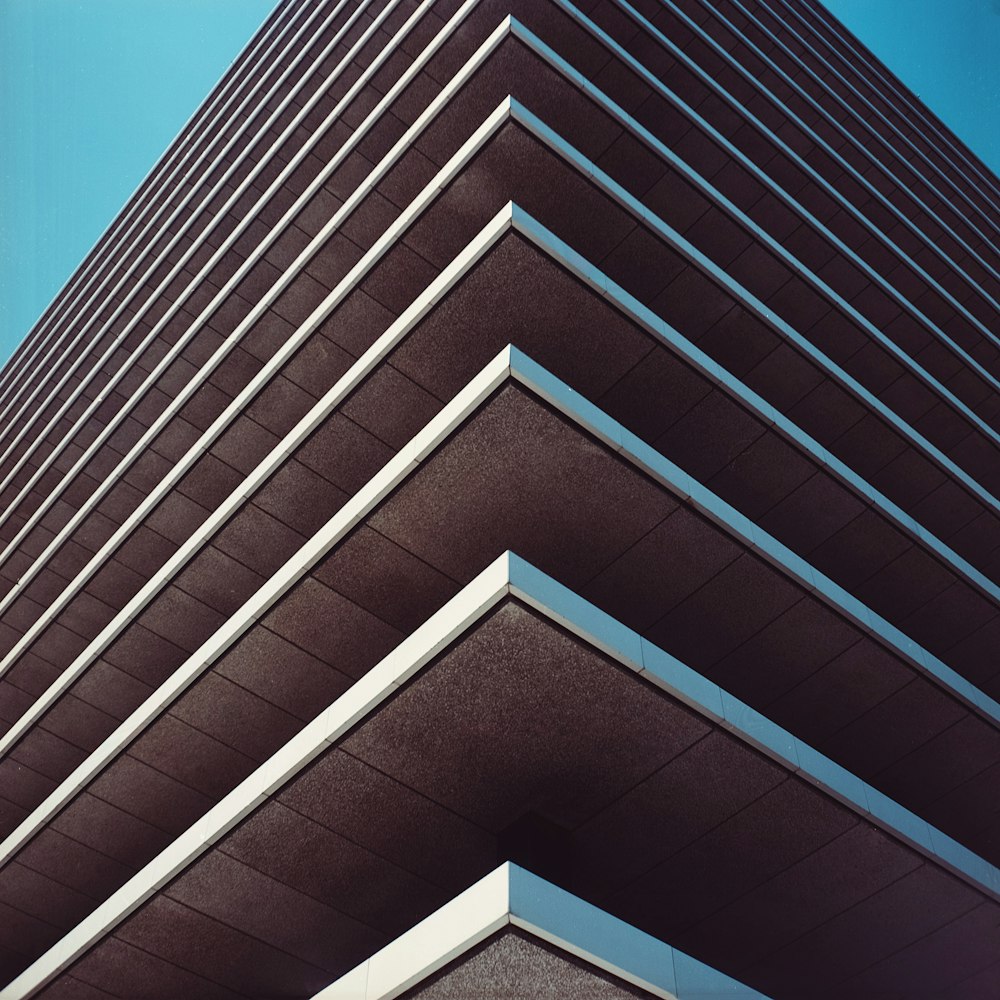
[4,73,999,829]
[6,205,999,841]
[4,110,998,791]
[313,863,770,1000]
[4,23,998,733]
[9,553,998,1000]
[1,349,996,985]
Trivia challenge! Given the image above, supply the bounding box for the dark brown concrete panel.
[64,936,244,1000]
[313,525,459,633]
[0,5,405,532]
[223,801,451,940]
[3,0,318,405]
[401,929,655,999]
[401,39,1000,502]
[96,629,186,699]
[397,233,1000,665]
[47,600,994,999]
[262,576,403,677]
[366,390,676,587]
[0,370,908,965]
[361,386,994,849]
[0,764,49,833]
[213,503,308,579]
[211,625,352,725]
[608,0,994,378]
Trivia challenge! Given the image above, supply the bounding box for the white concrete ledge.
[0,0,418,530]
[6,72,999,741]
[311,862,772,999]
[644,0,1000,301]
[0,4,505,639]
[4,218,998,865]
[3,544,996,999]
[761,0,1000,230]
[545,3,1000,441]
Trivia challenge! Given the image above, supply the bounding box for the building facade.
[0,0,998,997]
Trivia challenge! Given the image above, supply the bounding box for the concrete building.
[0,0,997,996]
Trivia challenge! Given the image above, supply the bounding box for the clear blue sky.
[0,0,275,364]
[822,0,1000,171]
[1,0,998,367]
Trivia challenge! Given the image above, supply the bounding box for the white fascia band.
[714,0,1000,280]
[4,102,999,784]
[0,0,488,578]
[642,0,1000,307]
[5,20,1000,694]
[313,862,772,1000]
[756,0,1000,244]
[2,336,997,902]
[6,108,1000,768]
[0,0,310,413]
[764,0,1000,225]
[6,118,1000,759]
[0,201,516,758]
[0,0,359,449]
[7,0,996,535]
[0,0,398,502]
[0,34,517,685]
[2,542,996,999]
[504,102,1000,600]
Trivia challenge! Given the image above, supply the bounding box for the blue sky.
[0,0,274,363]
[1,0,998,366]
[822,0,1000,170]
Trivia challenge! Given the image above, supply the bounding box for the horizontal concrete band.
[0,0,354,441]
[772,0,1000,215]
[314,863,770,1000]
[688,0,996,282]
[3,545,995,998]
[8,0,996,640]
[5,0,992,532]
[0,0,469,593]
[2,344,995,915]
[509,32,1000,509]
[563,0,1000,426]
[0,31,520,684]
[5,201,999,865]
[0,0,309,418]
[0,0,480,572]
[4,189,998,834]
[5,42,1000,711]
[617,0,996,340]
[2,3,996,998]
[716,0,993,258]
[6,19,996,745]
[652,0,1000,309]
[2,123,996,812]
[4,0,999,592]
[0,0,368,435]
